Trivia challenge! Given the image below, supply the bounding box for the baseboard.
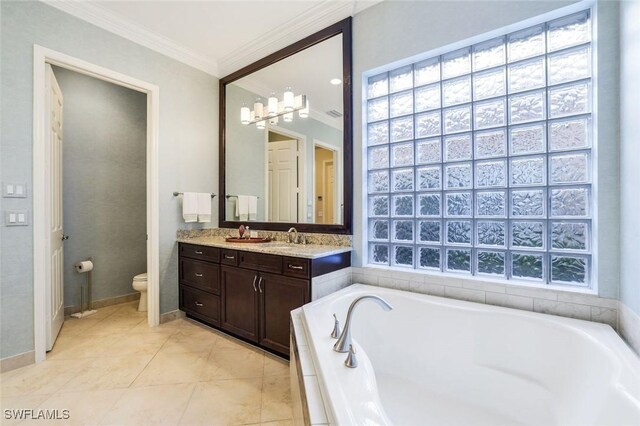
[64,292,140,316]
[160,309,186,324]
[619,302,640,355]
[1,351,35,373]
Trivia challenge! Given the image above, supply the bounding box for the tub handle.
[331,313,341,339]
[344,344,357,368]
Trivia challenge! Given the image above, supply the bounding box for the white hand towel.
[237,195,249,221]
[248,196,258,221]
[182,192,198,223]
[197,193,211,223]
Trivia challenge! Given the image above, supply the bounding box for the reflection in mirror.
[225,34,344,225]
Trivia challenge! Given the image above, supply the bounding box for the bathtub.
[293,284,640,425]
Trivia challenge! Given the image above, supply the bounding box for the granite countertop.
[177,236,352,259]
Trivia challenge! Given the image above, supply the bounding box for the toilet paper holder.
[74,258,94,314]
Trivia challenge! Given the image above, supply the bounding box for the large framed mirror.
[219,18,352,234]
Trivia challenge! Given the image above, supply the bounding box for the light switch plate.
[5,210,29,226]
[3,183,27,198]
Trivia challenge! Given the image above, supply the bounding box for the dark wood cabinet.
[178,242,349,358]
[259,272,309,354]
[220,266,259,342]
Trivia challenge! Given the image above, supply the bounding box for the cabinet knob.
[252,275,258,292]
[195,273,203,277]
[258,276,264,293]
[195,301,204,307]
[194,250,203,255]
[288,264,304,270]
[224,255,235,260]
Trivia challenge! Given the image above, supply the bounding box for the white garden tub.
[299,284,640,425]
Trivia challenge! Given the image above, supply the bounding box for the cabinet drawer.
[239,251,282,274]
[220,249,239,266]
[180,243,219,263]
[180,285,220,324]
[180,259,220,294]
[282,257,310,279]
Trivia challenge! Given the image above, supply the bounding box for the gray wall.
[53,67,147,308]
[225,84,342,223]
[1,1,218,359]
[351,0,621,300]
[620,0,640,315]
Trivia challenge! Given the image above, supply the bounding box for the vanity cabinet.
[178,242,350,358]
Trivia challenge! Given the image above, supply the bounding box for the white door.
[267,140,298,222]
[46,64,65,351]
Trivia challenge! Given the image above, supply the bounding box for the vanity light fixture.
[240,105,250,125]
[241,93,308,128]
[330,78,342,85]
[268,93,278,116]
[299,98,310,118]
[283,86,294,111]
[253,98,264,120]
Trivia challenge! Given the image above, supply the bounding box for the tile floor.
[0,302,293,425]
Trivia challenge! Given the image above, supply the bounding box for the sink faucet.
[333,295,393,353]
[287,227,298,244]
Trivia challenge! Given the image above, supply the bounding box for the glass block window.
[366,10,593,287]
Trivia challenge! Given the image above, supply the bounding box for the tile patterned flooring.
[0,302,293,425]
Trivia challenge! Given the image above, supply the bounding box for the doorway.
[46,64,148,350]
[265,127,307,223]
[33,46,160,362]
[313,141,339,224]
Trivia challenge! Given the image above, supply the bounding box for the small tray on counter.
[224,237,272,243]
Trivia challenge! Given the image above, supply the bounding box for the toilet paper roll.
[75,260,93,273]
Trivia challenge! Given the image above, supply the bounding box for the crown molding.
[42,0,219,76]
[217,0,381,77]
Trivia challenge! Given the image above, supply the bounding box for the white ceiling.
[46,0,381,77]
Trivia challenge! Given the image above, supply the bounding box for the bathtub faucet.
[333,295,393,353]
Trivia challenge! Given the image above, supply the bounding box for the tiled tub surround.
[291,285,640,426]
[177,229,352,247]
[353,266,620,330]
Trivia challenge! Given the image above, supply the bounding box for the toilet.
[132,273,148,312]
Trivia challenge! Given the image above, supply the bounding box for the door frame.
[312,140,341,224]
[265,125,307,222]
[33,45,161,362]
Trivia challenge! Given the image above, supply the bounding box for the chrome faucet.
[333,295,393,353]
[287,227,298,244]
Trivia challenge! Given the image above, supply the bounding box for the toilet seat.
[133,273,147,281]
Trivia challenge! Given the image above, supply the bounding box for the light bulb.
[269,115,279,125]
[283,86,294,112]
[284,112,293,122]
[299,98,309,118]
[254,98,264,120]
[268,93,278,116]
[240,106,250,124]
[256,120,265,130]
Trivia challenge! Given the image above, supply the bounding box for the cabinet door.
[259,272,310,355]
[220,266,259,342]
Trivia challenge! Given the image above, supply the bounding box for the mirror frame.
[219,18,352,234]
